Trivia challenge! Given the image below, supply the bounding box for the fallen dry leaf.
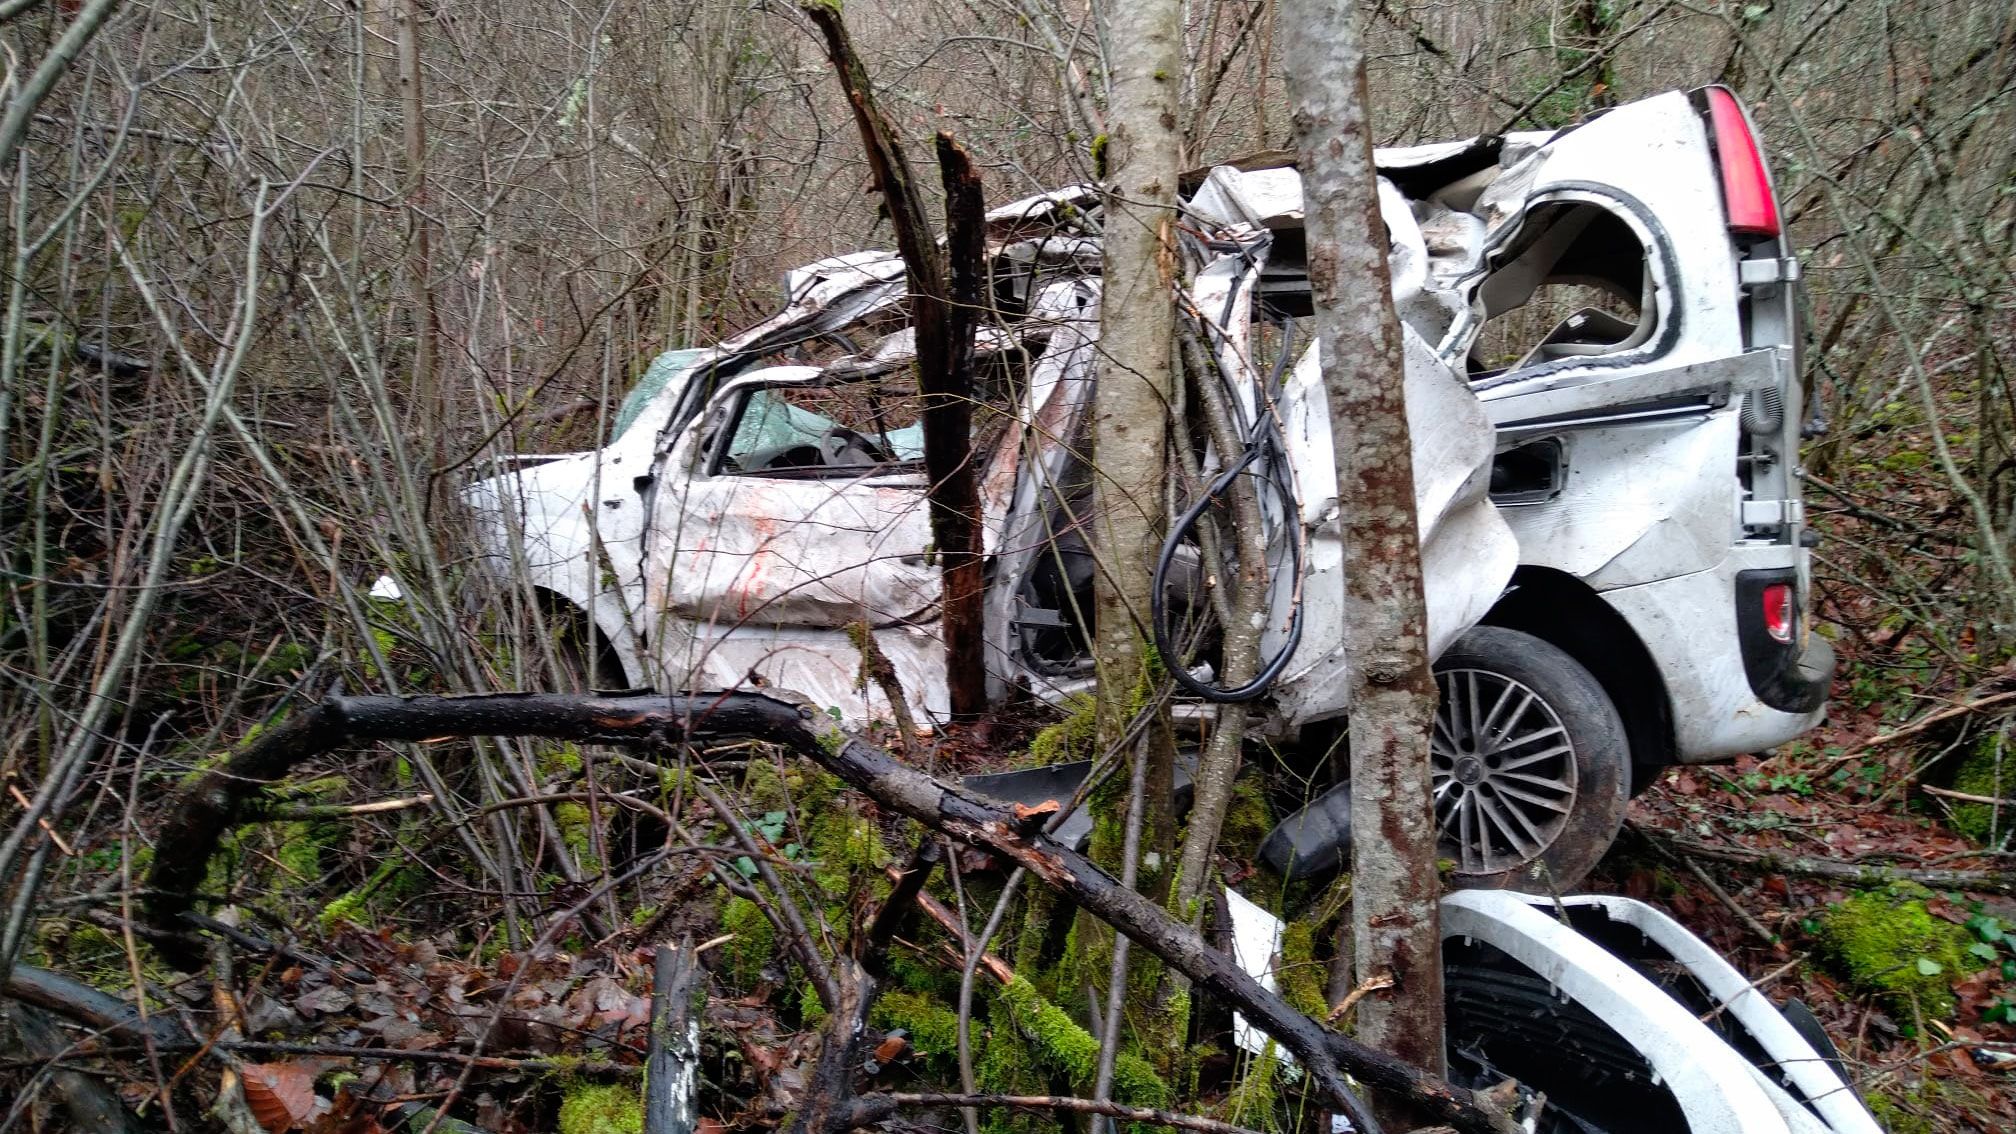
[239,1061,330,1132]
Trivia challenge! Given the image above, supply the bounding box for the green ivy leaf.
[1970,942,2000,962]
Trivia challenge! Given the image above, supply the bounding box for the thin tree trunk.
[395,0,440,462]
[1091,0,1182,757]
[1082,0,1186,1077]
[1281,0,1447,1103]
[934,132,989,720]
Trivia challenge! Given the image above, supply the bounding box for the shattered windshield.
[613,347,710,438]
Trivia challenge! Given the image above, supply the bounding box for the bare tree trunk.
[1081,0,1186,1082]
[1091,0,1181,753]
[395,0,440,462]
[799,4,987,720]
[1281,0,1447,1100]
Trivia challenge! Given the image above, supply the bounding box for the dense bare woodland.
[2,0,2014,1130]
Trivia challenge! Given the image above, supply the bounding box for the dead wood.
[801,2,987,719]
[1827,689,2016,763]
[1636,824,2016,896]
[5,964,192,1048]
[845,1092,1268,1134]
[140,689,1533,1134]
[644,939,703,1134]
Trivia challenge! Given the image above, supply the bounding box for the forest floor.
[14,659,2016,1133]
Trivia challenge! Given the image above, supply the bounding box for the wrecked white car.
[465,87,1832,890]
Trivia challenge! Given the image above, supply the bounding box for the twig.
[1634,823,2016,896]
[264,794,435,820]
[1699,954,1808,1025]
[1326,972,1395,1024]
[1681,858,1778,947]
[1821,690,2016,767]
[1923,784,2015,807]
[892,866,1015,985]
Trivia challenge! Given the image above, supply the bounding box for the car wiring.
[1152,234,1306,702]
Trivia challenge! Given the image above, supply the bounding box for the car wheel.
[1433,626,1630,892]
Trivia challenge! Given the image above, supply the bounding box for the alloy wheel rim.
[1431,667,1578,875]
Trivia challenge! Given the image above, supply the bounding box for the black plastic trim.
[1734,567,1833,714]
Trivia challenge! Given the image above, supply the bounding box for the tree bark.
[140,689,1529,1133]
[1090,0,1181,755]
[799,5,987,720]
[1281,0,1447,1095]
[394,0,440,460]
[1081,0,1185,1077]
[934,132,990,720]
[643,939,703,1134]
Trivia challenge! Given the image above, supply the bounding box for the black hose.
[1152,303,1306,702]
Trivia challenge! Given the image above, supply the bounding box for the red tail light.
[1762,582,1795,644]
[1705,87,1781,238]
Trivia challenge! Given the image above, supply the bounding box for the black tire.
[1433,626,1630,892]
[545,599,626,693]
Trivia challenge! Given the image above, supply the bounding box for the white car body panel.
[463,87,1827,766]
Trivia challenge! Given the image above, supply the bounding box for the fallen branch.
[644,939,703,1134]
[1923,784,2015,807]
[4,964,193,1048]
[144,690,1525,1134]
[1637,824,2016,896]
[847,1092,1266,1134]
[1825,689,2016,763]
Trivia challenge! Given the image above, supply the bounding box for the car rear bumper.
[1598,550,1830,763]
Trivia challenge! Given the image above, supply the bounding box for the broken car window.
[717,375,927,475]
[1468,202,1655,379]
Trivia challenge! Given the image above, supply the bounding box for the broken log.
[644,939,703,1134]
[5,963,193,1048]
[144,690,1526,1133]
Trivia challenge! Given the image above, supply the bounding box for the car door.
[639,350,950,712]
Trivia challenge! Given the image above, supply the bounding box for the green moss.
[807,810,891,898]
[554,801,600,872]
[1218,1043,1282,1129]
[1219,778,1274,852]
[1818,888,1976,1016]
[1027,694,1097,765]
[1276,920,1330,1019]
[556,1084,642,1134]
[719,897,774,988]
[997,975,1166,1106]
[318,858,405,932]
[1948,738,2010,843]
[541,743,585,778]
[1866,1091,1935,1134]
[873,990,964,1072]
[274,821,324,882]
